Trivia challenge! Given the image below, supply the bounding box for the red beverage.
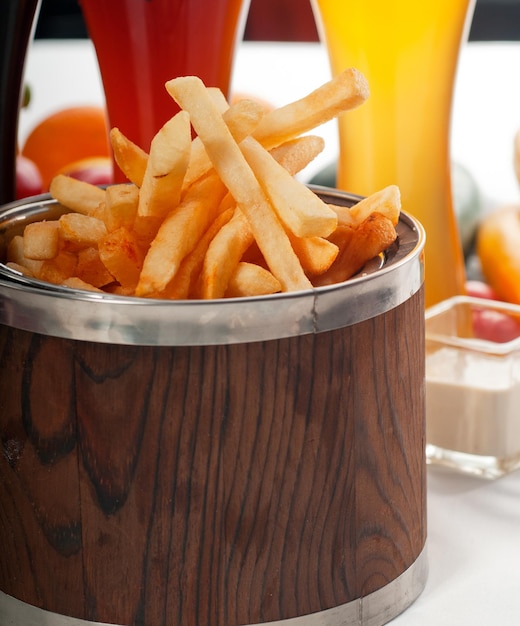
[80,0,250,179]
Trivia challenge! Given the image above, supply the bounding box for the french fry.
[136,172,228,296]
[109,127,148,187]
[269,135,325,176]
[5,261,36,277]
[252,68,369,149]
[59,213,108,250]
[315,212,398,286]
[137,110,191,219]
[49,174,105,215]
[240,135,337,238]
[166,75,312,293]
[102,183,139,231]
[326,222,356,253]
[288,234,339,276]
[162,206,234,300]
[200,207,254,299]
[61,277,104,292]
[348,185,401,226]
[39,250,77,285]
[23,221,60,260]
[225,262,281,298]
[7,235,44,276]
[76,246,115,287]
[182,97,267,190]
[98,226,144,291]
[330,204,357,229]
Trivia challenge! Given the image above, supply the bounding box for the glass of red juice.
[79,0,251,182]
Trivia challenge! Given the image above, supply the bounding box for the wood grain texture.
[0,289,425,625]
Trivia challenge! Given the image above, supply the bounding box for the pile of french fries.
[7,69,401,299]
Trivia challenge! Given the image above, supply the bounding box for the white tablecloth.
[19,39,520,625]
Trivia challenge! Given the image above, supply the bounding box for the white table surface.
[20,39,520,625]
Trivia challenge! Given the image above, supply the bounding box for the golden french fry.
[207,86,231,112]
[225,262,281,298]
[200,208,254,300]
[182,97,266,190]
[98,226,144,291]
[59,213,108,250]
[49,174,105,215]
[348,185,401,226]
[102,183,139,231]
[136,172,228,296]
[109,127,148,187]
[329,203,357,229]
[288,234,339,276]
[315,212,397,286]
[39,250,77,285]
[23,220,60,260]
[166,75,312,293]
[224,98,267,136]
[76,246,114,287]
[162,206,234,300]
[253,68,369,149]
[137,110,191,219]
[240,136,337,238]
[5,261,36,277]
[326,222,356,253]
[7,235,44,276]
[61,277,104,292]
[269,135,325,176]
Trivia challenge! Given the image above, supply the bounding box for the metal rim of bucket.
[0,186,425,346]
[0,543,427,625]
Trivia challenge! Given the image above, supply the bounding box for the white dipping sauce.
[426,346,520,458]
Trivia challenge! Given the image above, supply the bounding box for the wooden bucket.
[0,189,427,626]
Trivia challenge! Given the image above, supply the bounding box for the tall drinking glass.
[79,0,250,182]
[0,0,41,205]
[311,0,475,308]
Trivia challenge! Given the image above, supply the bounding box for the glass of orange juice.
[310,0,475,308]
[79,0,250,182]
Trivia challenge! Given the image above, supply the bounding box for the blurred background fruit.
[21,105,111,190]
[476,204,520,304]
[451,162,483,256]
[15,154,43,200]
[472,304,520,343]
[57,156,112,186]
[465,279,499,300]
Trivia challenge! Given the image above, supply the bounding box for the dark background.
[34,0,520,42]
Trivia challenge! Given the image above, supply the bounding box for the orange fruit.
[57,156,113,186]
[476,204,520,304]
[22,106,110,191]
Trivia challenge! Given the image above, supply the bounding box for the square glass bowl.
[425,295,520,479]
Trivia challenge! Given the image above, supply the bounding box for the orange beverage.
[80,0,250,180]
[311,0,475,308]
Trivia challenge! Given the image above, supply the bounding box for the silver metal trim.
[0,188,425,346]
[0,543,428,625]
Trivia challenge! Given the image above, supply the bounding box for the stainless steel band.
[0,543,427,626]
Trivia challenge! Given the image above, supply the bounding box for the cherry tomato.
[472,308,520,343]
[466,280,499,301]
